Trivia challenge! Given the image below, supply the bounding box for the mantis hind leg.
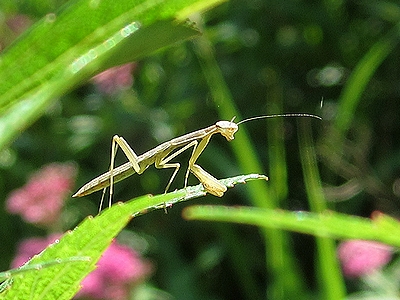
[99,135,141,212]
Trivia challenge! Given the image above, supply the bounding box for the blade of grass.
[265,70,289,202]
[299,119,346,299]
[265,70,307,299]
[193,26,307,299]
[334,21,400,140]
[183,206,400,247]
[193,30,267,208]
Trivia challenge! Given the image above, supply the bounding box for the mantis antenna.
[236,113,322,125]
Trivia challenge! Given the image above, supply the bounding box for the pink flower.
[92,63,135,95]
[6,162,77,226]
[338,240,393,278]
[11,234,61,268]
[6,15,32,35]
[76,241,153,300]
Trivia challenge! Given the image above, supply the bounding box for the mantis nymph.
[73,113,321,210]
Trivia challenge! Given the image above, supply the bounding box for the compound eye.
[216,120,232,128]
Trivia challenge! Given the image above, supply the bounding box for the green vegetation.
[1,0,399,299]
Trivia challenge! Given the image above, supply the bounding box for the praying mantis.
[72,113,321,210]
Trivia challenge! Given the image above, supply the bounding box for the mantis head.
[216,120,239,141]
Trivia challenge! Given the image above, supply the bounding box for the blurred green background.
[1,0,400,299]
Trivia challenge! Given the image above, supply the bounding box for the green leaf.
[183,205,400,247]
[334,21,400,139]
[2,174,265,299]
[0,257,91,281]
[0,257,90,293]
[298,120,346,300]
[0,0,226,150]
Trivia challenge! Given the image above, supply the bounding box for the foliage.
[1,0,400,299]
[2,176,260,299]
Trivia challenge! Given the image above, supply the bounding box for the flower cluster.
[338,240,393,278]
[92,63,135,95]
[6,162,77,226]
[6,14,32,36]
[77,241,152,299]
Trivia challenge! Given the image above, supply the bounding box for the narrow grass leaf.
[299,120,346,300]
[183,206,400,247]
